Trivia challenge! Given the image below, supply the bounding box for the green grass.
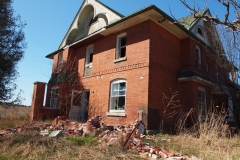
[67,134,98,146]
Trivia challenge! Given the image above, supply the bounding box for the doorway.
[69,90,90,122]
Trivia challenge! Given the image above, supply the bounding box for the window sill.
[106,112,126,117]
[113,57,127,63]
[43,108,60,110]
[83,75,92,78]
[85,63,92,68]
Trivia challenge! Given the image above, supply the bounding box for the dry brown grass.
[0,131,144,160]
[1,106,240,159]
[150,133,240,160]
[148,111,240,160]
[0,106,30,129]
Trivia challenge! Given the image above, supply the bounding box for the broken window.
[85,45,94,64]
[110,79,126,112]
[57,53,63,72]
[84,45,94,77]
[197,26,204,37]
[196,46,201,69]
[198,87,206,120]
[50,87,59,108]
[116,33,127,59]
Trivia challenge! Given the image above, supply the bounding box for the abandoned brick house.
[30,0,239,130]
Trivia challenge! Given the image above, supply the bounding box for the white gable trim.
[59,0,122,49]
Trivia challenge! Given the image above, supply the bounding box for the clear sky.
[11,0,229,106]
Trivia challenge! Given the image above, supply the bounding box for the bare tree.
[179,0,240,31]
[175,0,240,128]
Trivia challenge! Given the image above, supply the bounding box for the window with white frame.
[85,45,94,65]
[196,46,201,69]
[110,79,126,112]
[57,53,63,72]
[50,87,59,108]
[198,87,206,119]
[116,33,127,60]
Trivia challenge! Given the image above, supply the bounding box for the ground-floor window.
[110,79,126,112]
[50,87,59,108]
[198,87,206,119]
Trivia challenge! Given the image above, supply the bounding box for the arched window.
[50,86,59,108]
[196,46,201,69]
[109,79,127,112]
[198,87,206,119]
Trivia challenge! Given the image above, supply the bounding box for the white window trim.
[198,87,206,120]
[109,79,127,113]
[85,45,94,66]
[196,46,201,69]
[50,86,59,109]
[115,33,127,60]
[57,53,63,72]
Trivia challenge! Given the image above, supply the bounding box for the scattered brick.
[0,116,201,160]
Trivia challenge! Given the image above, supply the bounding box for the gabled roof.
[178,9,209,30]
[46,5,214,59]
[96,0,124,18]
[58,0,123,49]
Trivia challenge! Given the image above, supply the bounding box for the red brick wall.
[148,21,182,129]
[47,20,151,127]
[83,21,150,126]
[44,19,230,130]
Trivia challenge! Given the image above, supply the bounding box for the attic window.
[197,26,204,37]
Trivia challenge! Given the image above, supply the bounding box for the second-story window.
[116,33,127,60]
[196,46,201,69]
[84,45,94,77]
[86,45,94,65]
[57,53,63,72]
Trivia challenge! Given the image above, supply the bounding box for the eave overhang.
[46,28,105,59]
[45,5,216,59]
[178,71,215,86]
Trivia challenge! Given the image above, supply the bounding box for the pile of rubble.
[0,116,200,160]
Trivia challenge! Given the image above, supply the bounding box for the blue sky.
[12,0,228,106]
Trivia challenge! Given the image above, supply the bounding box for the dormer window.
[196,26,205,38]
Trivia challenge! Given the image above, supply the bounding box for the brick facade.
[30,2,236,129]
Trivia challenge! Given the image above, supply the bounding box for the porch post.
[30,82,46,122]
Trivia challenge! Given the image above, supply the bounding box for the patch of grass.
[0,155,11,160]
[0,130,144,160]
[67,134,98,146]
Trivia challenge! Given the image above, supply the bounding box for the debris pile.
[0,116,201,160]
